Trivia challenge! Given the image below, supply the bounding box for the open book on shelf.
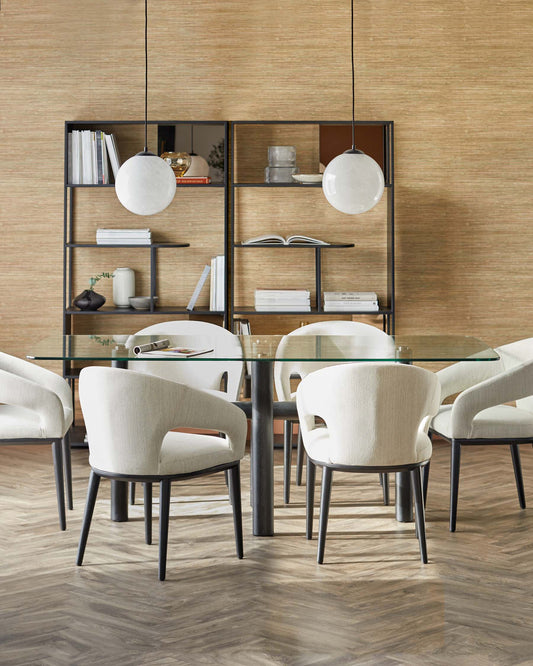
[242,234,329,246]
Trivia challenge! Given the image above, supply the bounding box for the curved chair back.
[274,321,394,401]
[297,362,440,467]
[79,366,247,476]
[129,321,244,400]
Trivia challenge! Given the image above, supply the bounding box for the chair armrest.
[0,352,72,410]
[0,368,65,437]
[450,359,533,438]
[436,358,503,403]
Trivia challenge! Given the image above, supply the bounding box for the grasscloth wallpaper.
[2,0,533,361]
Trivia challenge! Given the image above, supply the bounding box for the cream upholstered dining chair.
[430,336,533,532]
[128,320,245,504]
[0,351,74,530]
[77,366,248,581]
[274,321,395,503]
[296,362,440,564]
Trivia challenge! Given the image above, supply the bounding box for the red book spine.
[176,176,212,184]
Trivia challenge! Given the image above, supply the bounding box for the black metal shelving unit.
[63,120,229,422]
[229,120,395,334]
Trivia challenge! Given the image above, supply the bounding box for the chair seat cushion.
[158,431,239,475]
[431,404,533,440]
[0,405,45,439]
[303,426,432,467]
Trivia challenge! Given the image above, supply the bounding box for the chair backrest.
[129,321,244,400]
[496,336,533,412]
[296,362,440,467]
[274,321,394,400]
[79,366,247,476]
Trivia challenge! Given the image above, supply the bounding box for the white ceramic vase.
[113,267,135,307]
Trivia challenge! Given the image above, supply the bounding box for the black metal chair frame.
[429,429,529,532]
[77,460,243,581]
[306,457,430,564]
[0,434,70,530]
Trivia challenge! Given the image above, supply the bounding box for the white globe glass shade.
[322,152,385,215]
[115,153,176,216]
[185,154,210,177]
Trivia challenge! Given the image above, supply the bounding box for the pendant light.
[322,0,384,215]
[184,125,210,177]
[115,0,176,216]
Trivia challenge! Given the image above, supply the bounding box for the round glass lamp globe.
[115,153,176,216]
[185,154,210,177]
[322,152,385,215]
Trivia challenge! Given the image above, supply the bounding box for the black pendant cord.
[350,0,355,151]
[143,0,148,152]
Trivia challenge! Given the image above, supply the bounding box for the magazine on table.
[137,346,214,357]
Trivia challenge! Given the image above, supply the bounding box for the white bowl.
[292,173,323,184]
[129,296,158,310]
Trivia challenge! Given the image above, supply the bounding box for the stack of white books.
[96,228,151,245]
[68,130,121,185]
[323,291,379,312]
[255,289,311,312]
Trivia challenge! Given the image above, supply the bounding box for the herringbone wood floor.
[1,438,532,665]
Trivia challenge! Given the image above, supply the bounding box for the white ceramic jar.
[113,267,135,307]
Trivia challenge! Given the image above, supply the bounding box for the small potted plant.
[73,271,114,311]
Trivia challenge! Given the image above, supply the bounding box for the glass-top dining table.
[28,333,499,536]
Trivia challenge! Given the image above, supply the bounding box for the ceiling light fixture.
[115,0,176,216]
[322,0,385,215]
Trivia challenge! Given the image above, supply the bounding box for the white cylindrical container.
[113,267,135,307]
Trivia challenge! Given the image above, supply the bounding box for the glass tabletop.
[27,333,499,363]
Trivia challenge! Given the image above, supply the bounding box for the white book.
[324,303,379,312]
[215,255,225,311]
[71,130,81,184]
[210,256,217,311]
[95,131,105,185]
[255,304,311,312]
[104,133,121,179]
[96,238,151,245]
[323,291,378,301]
[97,228,151,235]
[323,300,378,307]
[243,234,328,246]
[90,131,98,184]
[255,289,310,297]
[187,265,211,311]
[255,295,310,304]
[81,130,93,184]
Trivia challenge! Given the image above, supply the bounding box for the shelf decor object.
[322,0,385,215]
[185,125,210,177]
[114,0,176,216]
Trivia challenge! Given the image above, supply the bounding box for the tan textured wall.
[2,0,533,360]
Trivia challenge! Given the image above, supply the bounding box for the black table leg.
[395,471,413,522]
[251,360,274,536]
[111,357,129,522]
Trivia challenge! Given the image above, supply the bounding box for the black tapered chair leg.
[62,431,73,511]
[283,420,293,504]
[51,439,66,531]
[422,461,430,507]
[450,440,461,532]
[306,458,316,539]
[76,470,100,565]
[296,429,304,486]
[158,480,171,581]
[381,473,390,506]
[510,444,526,509]
[317,466,333,564]
[411,467,428,564]
[129,482,136,505]
[228,464,244,558]
[144,482,153,545]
